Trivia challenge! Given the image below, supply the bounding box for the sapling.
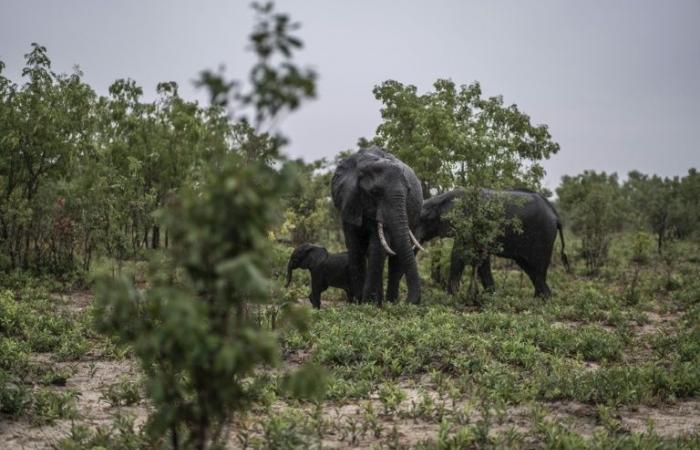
[93,3,323,449]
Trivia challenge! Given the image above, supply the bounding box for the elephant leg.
[363,232,386,305]
[343,223,368,303]
[448,242,467,295]
[477,257,496,292]
[386,255,402,303]
[515,258,551,298]
[532,266,551,298]
[310,278,323,309]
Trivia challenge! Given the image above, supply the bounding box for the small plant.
[631,232,653,264]
[101,377,141,407]
[383,423,402,450]
[361,401,383,438]
[39,366,72,386]
[596,404,625,434]
[29,388,79,425]
[340,414,362,446]
[378,382,406,416]
[624,232,653,305]
[0,372,31,416]
[260,410,310,449]
[660,236,682,291]
[56,413,147,450]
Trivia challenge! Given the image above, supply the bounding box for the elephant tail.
[537,192,571,273]
[557,220,571,273]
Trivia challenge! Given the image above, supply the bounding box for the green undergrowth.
[2,237,700,447]
[0,278,118,424]
[281,254,700,408]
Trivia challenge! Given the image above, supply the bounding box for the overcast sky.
[2,0,699,191]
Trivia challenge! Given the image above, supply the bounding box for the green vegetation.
[1,2,699,449]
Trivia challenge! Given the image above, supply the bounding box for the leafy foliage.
[624,170,698,251]
[372,79,560,196]
[91,3,323,449]
[93,157,304,449]
[0,44,234,275]
[557,171,626,274]
[372,79,558,299]
[282,158,341,246]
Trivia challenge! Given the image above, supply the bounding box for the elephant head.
[331,147,424,304]
[286,243,328,287]
[415,189,465,243]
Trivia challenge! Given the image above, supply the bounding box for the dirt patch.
[52,290,94,314]
[624,309,685,364]
[0,359,147,450]
[620,400,700,436]
[546,401,598,437]
[551,320,581,330]
[643,311,683,330]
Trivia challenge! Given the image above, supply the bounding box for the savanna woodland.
[1,3,699,449]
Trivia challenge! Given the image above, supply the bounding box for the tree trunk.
[151,225,160,249]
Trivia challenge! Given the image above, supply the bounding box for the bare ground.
[1,358,146,449]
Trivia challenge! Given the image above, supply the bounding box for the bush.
[557,171,625,274]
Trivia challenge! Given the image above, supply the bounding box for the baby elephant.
[285,243,353,308]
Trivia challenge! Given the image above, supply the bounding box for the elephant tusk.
[377,222,397,256]
[409,230,427,253]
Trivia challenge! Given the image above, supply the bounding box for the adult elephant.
[415,188,569,297]
[331,147,425,305]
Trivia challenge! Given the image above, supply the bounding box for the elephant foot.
[534,288,551,299]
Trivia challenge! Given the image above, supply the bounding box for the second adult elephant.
[415,188,569,297]
[331,147,424,305]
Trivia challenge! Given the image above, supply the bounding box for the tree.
[94,3,323,449]
[95,157,310,449]
[282,158,341,246]
[0,44,97,272]
[557,171,625,274]
[372,79,559,197]
[372,79,559,300]
[623,171,684,252]
[677,168,700,241]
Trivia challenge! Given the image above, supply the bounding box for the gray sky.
[2,0,699,191]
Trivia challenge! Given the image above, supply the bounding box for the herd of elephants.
[285,147,570,308]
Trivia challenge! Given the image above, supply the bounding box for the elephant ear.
[305,246,329,267]
[439,189,465,217]
[331,156,363,226]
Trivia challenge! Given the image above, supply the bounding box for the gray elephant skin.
[415,188,569,297]
[285,243,352,308]
[331,147,424,305]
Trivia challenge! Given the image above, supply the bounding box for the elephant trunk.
[285,261,295,287]
[383,204,421,304]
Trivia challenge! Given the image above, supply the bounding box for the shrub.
[557,171,625,274]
